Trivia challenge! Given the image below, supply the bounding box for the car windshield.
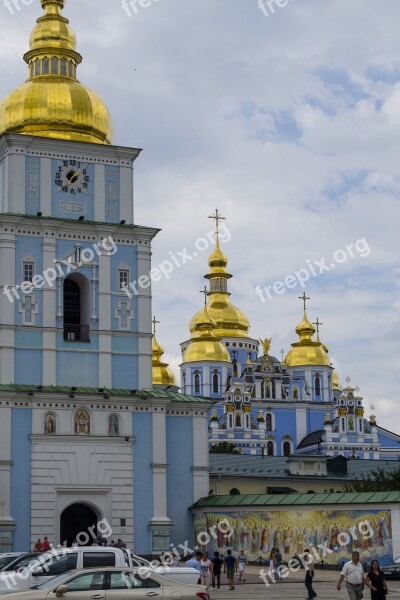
[0,557,19,570]
[34,573,72,590]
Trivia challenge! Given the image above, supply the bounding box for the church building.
[0,0,210,555]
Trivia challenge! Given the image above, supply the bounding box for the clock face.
[55,160,90,195]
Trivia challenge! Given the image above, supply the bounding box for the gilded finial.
[208,208,226,236]
[41,0,64,8]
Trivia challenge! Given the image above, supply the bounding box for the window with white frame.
[118,269,129,290]
[23,260,35,283]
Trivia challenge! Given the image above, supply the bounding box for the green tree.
[343,465,400,492]
[209,442,240,454]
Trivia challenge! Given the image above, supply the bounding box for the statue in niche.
[75,410,90,435]
[259,338,272,356]
[108,415,120,436]
[45,413,56,435]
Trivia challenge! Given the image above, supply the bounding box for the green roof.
[191,490,400,509]
[0,385,210,404]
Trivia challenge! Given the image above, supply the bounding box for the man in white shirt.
[337,551,364,600]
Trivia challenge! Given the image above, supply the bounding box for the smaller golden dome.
[324,412,332,425]
[152,335,176,387]
[184,307,231,364]
[285,310,331,367]
[207,237,229,275]
[333,370,340,390]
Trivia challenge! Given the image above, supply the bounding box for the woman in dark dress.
[365,560,388,600]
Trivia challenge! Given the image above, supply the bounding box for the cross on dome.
[152,316,160,336]
[299,292,310,311]
[313,318,323,334]
[199,286,208,307]
[208,209,226,235]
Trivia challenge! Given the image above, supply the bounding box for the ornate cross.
[313,318,323,334]
[208,208,226,235]
[152,316,160,336]
[299,292,310,311]
[199,286,208,307]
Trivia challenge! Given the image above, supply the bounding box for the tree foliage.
[209,442,240,454]
[343,465,400,492]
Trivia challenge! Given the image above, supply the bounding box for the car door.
[106,571,163,600]
[46,571,107,600]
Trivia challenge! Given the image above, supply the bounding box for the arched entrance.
[60,503,99,547]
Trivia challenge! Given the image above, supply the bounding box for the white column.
[94,165,105,223]
[192,414,209,502]
[0,231,16,383]
[295,407,307,446]
[151,410,170,525]
[98,239,112,388]
[40,158,52,216]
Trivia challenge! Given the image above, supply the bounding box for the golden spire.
[0,0,113,144]
[183,302,231,363]
[189,211,250,339]
[152,318,176,387]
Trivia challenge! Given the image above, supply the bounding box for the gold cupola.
[333,369,340,390]
[184,305,231,364]
[0,0,113,144]
[189,236,250,339]
[284,304,331,368]
[152,330,177,387]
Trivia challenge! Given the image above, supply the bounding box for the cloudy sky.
[1,0,399,433]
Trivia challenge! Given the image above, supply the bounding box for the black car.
[382,556,400,579]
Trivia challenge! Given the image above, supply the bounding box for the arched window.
[194,371,200,394]
[245,414,250,429]
[213,371,219,394]
[75,409,90,435]
[271,379,276,397]
[267,441,274,456]
[266,382,271,398]
[341,418,345,431]
[230,488,240,495]
[315,375,321,396]
[42,57,49,75]
[60,58,67,76]
[182,372,186,393]
[233,360,238,377]
[44,413,56,435]
[229,414,233,429]
[266,413,272,431]
[108,414,120,436]
[261,379,265,398]
[235,413,242,428]
[63,275,90,342]
[283,441,291,457]
[359,419,363,432]
[51,56,58,75]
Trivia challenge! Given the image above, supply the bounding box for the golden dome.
[184,306,231,364]
[333,369,340,389]
[284,310,331,367]
[152,335,177,387]
[189,237,250,338]
[0,0,113,144]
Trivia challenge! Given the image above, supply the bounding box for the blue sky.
[0,0,399,432]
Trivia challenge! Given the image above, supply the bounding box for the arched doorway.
[60,503,99,547]
[63,274,90,342]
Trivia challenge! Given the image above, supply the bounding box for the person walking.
[33,539,43,552]
[211,551,223,590]
[274,547,283,582]
[200,552,213,590]
[224,550,237,590]
[238,550,248,582]
[185,550,203,574]
[337,551,364,600]
[304,548,317,599]
[365,560,388,600]
[42,537,50,551]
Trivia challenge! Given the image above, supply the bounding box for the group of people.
[304,551,388,600]
[186,549,248,590]
[33,537,51,552]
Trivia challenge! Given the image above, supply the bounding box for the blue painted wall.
[166,416,194,547]
[11,409,32,551]
[132,413,153,554]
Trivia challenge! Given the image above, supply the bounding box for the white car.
[1,567,210,600]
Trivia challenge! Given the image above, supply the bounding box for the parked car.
[0,556,25,572]
[381,556,400,579]
[0,547,199,594]
[4,567,210,600]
